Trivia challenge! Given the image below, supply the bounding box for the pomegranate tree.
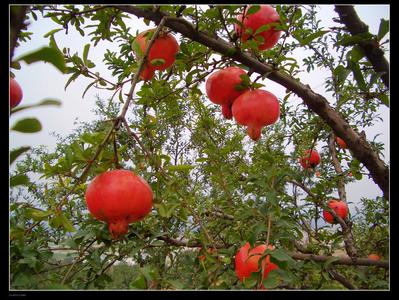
[299,149,320,169]
[85,169,153,239]
[235,5,281,51]
[132,29,179,81]
[205,66,248,119]
[10,77,23,109]
[235,242,279,289]
[322,199,349,224]
[231,89,280,140]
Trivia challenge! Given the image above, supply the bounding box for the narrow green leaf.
[65,72,80,90]
[323,256,341,269]
[377,19,389,41]
[82,81,96,99]
[150,58,166,66]
[167,164,194,172]
[83,43,90,65]
[10,98,62,115]
[15,46,66,73]
[246,5,260,15]
[377,93,389,107]
[333,65,351,84]
[10,174,30,187]
[300,30,329,46]
[30,209,53,221]
[11,118,42,133]
[10,146,31,165]
[348,61,367,91]
[43,28,63,38]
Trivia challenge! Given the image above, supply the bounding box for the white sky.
[9,5,389,212]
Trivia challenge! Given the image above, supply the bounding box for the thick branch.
[328,268,357,289]
[289,252,388,268]
[334,5,389,89]
[10,5,30,61]
[115,5,389,200]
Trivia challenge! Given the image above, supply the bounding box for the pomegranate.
[322,199,348,224]
[336,136,347,149]
[85,169,153,239]
[206,66,249,119]
[368,253,380,261]
[299,149,320,169]
[231,89,280,140]
[235,242,279,289]
[10,77,23,109]
[132,29,179,80]
[235,5,281,51]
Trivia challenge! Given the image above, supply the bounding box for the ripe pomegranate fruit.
[299,149,320,169]
[322,199,348,224]
[132,29,179,80]
[235,5,281,51]
[368,253,380,261]
[10,77,23,109]
[205,66,248,119]
[235,242,279,289]
[336,136,347,149]
[231,89,280,141]
[85,169,153,239]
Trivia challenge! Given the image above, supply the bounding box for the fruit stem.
[221,103,233,119]
[247,125,262,141]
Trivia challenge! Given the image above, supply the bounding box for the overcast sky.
[9,5,390,212]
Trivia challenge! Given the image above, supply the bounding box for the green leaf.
[167,164,194,172]
[10,146,31,165]
[377,93,389,107]
[43,28,63,38]
[82,81,96,98]
[50,214,76,232]
[333,65,351,84]
[246,5,260,15]
[11,118,42,133]
[83,43,90,65]
[10,174,30,187]
[150,58,166,66]
[270,249,295,264]
[10,98,62,115]
[348,61,367,92]
[300,30,329,46]
[337,32,373,46]
[323,256,341,269]
[15,46,66,73]
[377,19,389,41]
[262,270,280,289]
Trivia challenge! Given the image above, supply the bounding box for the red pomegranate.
[231,89,280,140]
[235,5,281,51]
[10,77,23,109]
[368,253,380,261]
[322,199,348,224]
[299,149,320,169]
[132,29,179,80]
[206,66,248,119]
[336,136,347,149]
[235,242,279,288]
[85,169,153,239]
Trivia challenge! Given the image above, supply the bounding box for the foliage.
[9,4,389,290]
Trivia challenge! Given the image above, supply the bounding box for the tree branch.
[114,5,389,200]
[334,5,389,89]
[10,5,30,61]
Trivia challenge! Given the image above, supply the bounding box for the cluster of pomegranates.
[132,28,179,81]
[205,5,282,141]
